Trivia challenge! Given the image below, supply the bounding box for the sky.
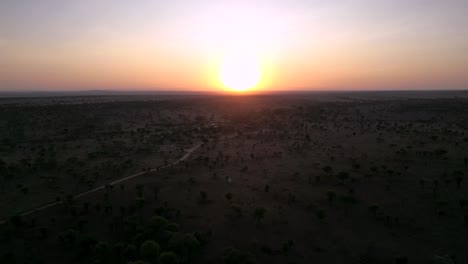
[1,0,467,92]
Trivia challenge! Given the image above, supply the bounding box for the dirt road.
[0,143,202,225]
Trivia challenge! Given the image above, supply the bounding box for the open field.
[1,91,467,264]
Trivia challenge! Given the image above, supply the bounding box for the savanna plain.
[1,91,467,264]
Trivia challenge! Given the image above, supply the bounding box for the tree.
[395,256,408,264]
[337,171,350,182]
[159,251,179,264]
[253,207,266,225]
[136,184,144,197]
[127,261,150,264]
[460,199,467,208]
[419,179,425,190]
[223,247,256,264]
[111,242,125,263]
[369,204,380,216]
[77,234,98,256]
[454,171,464,189]
[10,215,23,228]
[140,240,160,262]
[315,175,321,183]
[322,165,332,175]
[168,233,200,262]
[199,191,208,204]
[166,222,179,232]
[456,176,463,189]
[39,227,48,240]
[282,240,295,256]
[231,204,243,218]
[94,241,110,262]
[124,244,138,260]
[327,191,336,204]
[316,209,326,221]
[148,215,169,233]
[58,229,78,249]
[182,233,200,256]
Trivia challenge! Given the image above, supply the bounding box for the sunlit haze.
[1,0,467,92]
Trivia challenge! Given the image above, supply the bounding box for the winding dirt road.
[0,143,202,225]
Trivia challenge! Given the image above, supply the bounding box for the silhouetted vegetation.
[1,92,468,263]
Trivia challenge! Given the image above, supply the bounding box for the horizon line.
[0,88,467,99]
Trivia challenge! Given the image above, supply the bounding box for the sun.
[219,51,261,92]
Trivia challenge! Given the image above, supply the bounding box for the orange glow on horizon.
[1,1,467,91]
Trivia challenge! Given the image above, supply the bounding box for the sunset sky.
[1,0,467,92]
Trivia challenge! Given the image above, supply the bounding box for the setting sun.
[219,52,261,92]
